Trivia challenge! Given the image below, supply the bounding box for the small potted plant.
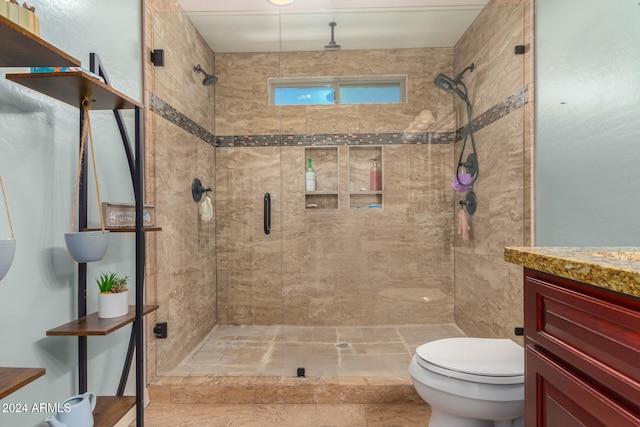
[96,272,129,318]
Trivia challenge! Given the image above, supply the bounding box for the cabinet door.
[524,273,640,402]
[526,345,640,426]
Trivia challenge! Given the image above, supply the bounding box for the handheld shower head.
[194,64,218,86]
[435,63,479,188]
[434,63,474,104]
[433,64,475,99]
[434,74,457,93]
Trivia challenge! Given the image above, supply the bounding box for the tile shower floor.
[162,323,465,378]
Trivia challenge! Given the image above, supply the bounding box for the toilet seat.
[416,337,524,385]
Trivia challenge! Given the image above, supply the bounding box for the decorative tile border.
[149,85,528,148]
[215,131,456,148]
[464,85,528,137]
[149,93,217,146]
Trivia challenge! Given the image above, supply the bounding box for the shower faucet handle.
[191,178,212,202]
[459,191,477,215]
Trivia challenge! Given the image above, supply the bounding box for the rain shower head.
[194,64,218,86]
[324,22,341,50]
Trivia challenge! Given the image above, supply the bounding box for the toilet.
[408,337,525,427]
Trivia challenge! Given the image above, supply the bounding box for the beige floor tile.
[341,342,409,355]
[134,403,430,426]
[339,353,413,378]
[264,343,340,378]
[163,324,463,379]
[397,324,465,350]
[135,403,368,426]
[364,404,431,426]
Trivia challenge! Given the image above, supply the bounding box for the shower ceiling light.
[267,0,294,5]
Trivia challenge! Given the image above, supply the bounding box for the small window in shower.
[269,75,406,106]
[339,82,402,104]
[274,85,335,105]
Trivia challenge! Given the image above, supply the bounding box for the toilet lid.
[416,338,524,381]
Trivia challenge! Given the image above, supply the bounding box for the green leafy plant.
[96,272,128,294]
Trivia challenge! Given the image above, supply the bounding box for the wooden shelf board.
[0,367,45,399]
[0,15,80,67]
[5,71,142,110]
[94,396,136,427]
[46,305,159,336]
[83,227,162,233]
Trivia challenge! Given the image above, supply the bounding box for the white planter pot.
[0,238,16,282]
[65,231,110,263]
[98,290,129,318]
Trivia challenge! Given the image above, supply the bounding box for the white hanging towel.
[200,195,213,222]
[457,208,470,241]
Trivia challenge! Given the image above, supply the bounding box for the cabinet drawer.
[525,273,640,406]
[526,345,640,426]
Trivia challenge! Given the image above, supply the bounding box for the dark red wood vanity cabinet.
[523,269,640,426]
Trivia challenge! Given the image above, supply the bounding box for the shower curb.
[149,375,422,405]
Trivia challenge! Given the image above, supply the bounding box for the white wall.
[535,0,640,245]
[0,2,141,426]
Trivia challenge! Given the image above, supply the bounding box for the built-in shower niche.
[348,145,383,210]
[304,146,339,210]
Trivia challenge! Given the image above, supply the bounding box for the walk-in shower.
[435,64,479,186]
[152,0,528,387]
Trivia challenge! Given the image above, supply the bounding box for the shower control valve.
[154,322,168,339]
[459,153,478,176]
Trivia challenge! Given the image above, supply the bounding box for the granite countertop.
[504,247,640,298]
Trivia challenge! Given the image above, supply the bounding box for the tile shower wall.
[452,0,532,340]
[215,48,457,325]
[146,1,217,372]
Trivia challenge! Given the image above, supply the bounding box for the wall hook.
[459,191,477,215]
[192,178,212,202]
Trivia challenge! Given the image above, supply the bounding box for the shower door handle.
[264,193,271,235]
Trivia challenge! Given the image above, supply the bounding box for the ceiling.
[177,0,489,53]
